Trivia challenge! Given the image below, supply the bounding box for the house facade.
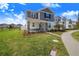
[26,8,76,32]
[64,19,76,29]
[0,24,9,28]
[26,8,55,32]
[54,16,66,30]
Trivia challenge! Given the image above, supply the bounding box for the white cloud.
[0,3,26,25]
[0,3,14,12]
[14,11,26,25]
[61,10,79,21]
[0,3,9,10]
[0,3,9,12]
[19,3,26,5]
[62,10,79,16]
[2,10,5,12]
[14,12,24,20]
[0,17,15,24]
[42,3,61,8]
[9,9,14,12]
[0,11,26,25]
[5,18,15,24]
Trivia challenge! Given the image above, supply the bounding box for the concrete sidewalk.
[61,30,79,56]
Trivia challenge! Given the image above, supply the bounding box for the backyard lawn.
[72,31,79,41]
[0,29,69,56]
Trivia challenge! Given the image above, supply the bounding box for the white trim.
[40,11,53,14]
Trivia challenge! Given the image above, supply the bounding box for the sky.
[0,3,79,25]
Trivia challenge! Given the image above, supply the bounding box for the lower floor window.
[49,23,51,28]
[68,25,71,28]
[32,23,35,27]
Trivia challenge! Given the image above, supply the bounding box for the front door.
[39,23,43,32]
[39,23,44,32]
[39,22,47,32]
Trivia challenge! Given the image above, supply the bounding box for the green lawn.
[52,31,64,35]
[0,29,68,56]
[52,30,74,36]
[52,30,74,35]
[72,31,79,41]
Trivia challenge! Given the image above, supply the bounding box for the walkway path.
[61,30,79,56]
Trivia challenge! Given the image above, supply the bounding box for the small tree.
[54,24,65,31]
[8,24,14,30]
[54,24,60,31]
[76,22,79,29]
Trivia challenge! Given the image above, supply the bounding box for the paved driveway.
[61,30,79,56]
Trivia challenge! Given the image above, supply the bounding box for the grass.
[52,31,64,35]
[72,31,79,41]
[0,29,69,56]
[52,30,74,36]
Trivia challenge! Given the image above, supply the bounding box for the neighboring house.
[78,12,79,22]
[0,23,22,29]
[72,21,77,29]
[9,23,16,28]
[65,19,76,29]
[26,8,55,32]
[54,16,66,30]
[0,24,9,28]
[54,16,76,30]
[26,8,76,32]
[16,24,23,28]
[9,24,23,29]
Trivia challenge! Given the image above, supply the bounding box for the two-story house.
[65,19,76,29]
[54,16,66,31]
[26,8,76,33]
[26,8,55,32]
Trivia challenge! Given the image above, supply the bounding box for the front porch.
[27,18,48,32]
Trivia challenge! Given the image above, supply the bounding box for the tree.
[76,22,79,29]
[78,12,79,22]
[76,12,79,29]
[8,24,15,30]
[54,23,65,31]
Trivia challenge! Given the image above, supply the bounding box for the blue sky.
[0,3,79,25]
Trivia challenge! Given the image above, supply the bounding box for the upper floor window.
[34,13,38,19]
[36,13,38,19]
[29,12,34,18]
[44,13,51,19]
[30,13,38,19]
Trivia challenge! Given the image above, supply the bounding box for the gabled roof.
[40,7,53,13]
[26,7,54,14]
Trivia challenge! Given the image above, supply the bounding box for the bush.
[76,22,79,29]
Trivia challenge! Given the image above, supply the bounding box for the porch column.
[45,23,48,31]
[27,21,30,33]
[38,12,40,20]
[39,22,41,32]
